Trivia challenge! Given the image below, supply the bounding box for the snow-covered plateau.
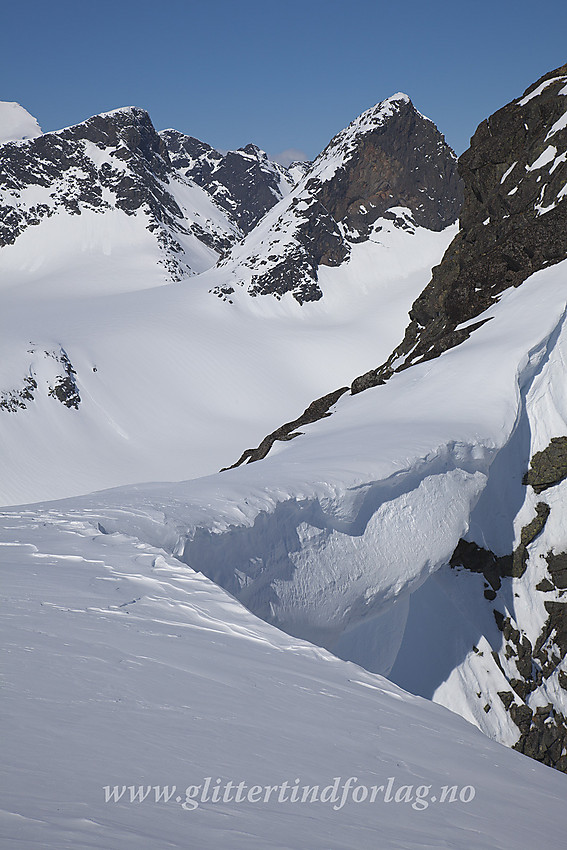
[1,64,567,848]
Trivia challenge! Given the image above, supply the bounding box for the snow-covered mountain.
[214,93,462,305]
[161,130,298,233]
[0,106,240,290]
[2,66,567,849]
[0,95,458,504]
[219,64,567,772]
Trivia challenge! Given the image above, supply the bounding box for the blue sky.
[2,0,566,162]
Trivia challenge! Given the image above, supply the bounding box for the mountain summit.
[354,63,567,390]
[307,92,462,237]
[215,93,462,303]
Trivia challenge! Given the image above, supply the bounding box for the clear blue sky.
[2,0,566,162]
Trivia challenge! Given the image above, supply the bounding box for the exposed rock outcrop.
[0,108,235,279]
[219,93,461,305]
[161,130,296,235]
[451,437,567,772]
[353,64,567,391]
[0,347,81,413]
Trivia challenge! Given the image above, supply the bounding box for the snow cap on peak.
[351,92,418,132]
[309,91,423,184]
[237,143,269,160]
[96,106,149,121]
[382,91,410,105]
[0,101,42,144]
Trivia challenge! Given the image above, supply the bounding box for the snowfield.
[0,212,455,506]
[2,256,567,847]
[2,501,566,849]
[2,87,567,848]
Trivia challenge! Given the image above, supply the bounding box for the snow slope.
[2,500,565,849]
[0,214,455,505]
[17,255,561,756]
[0,101,41,143]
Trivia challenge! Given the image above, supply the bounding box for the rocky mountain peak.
[219,93,462,304]
[0,106,238,280]
[352,63,567,392]
[0,107,178,248]
[239,142,265,157]
[306,92,462,239]
[58,106,172,177]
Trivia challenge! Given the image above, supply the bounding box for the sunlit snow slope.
[0,97,458,505]
[2,501,566,849]
[3,75,566,849]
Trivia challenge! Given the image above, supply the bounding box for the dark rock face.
[0,108,232,278]
[353,64,567,392]
[523,436,567,493]
[0,375,37,412]
[451,438,567,773]
[451,501,551,600]
[247,194,350,303]
[0,348,81,413]
[1,109,176,242]
[513,704,567,771]
[310,96,462,240]
[47,349,81,409]
[161,130,295,234]
[545,551,567,589]
[232,94,461,304]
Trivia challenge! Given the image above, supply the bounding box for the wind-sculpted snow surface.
[2,495,567,849]
[19,259,566,682]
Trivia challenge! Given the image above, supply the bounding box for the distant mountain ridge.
[161,130,298,235]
